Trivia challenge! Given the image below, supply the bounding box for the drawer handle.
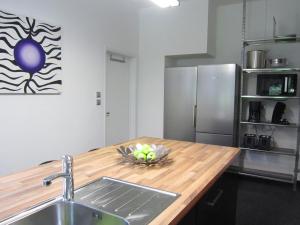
[206,189,224,207]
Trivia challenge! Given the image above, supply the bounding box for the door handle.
[284,77,288,93]
[193,105,197,128]
[206,189,224,207]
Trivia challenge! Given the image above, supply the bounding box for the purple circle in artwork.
[14,38,46,74]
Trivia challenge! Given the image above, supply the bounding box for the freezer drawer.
[196,64,238,135]
[196,132,233,147]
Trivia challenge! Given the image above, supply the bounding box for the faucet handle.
[62,155,73,174]
[62,154,73,162]
[61,154,74,201]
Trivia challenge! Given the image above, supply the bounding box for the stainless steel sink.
[2,177,179,225]
[75,177,179,225]
[4,200,128,225]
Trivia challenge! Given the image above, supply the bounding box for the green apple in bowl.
[137,152,147,161]
[142,144,153,155]
[147,152,156,161]
[133,149,141,158]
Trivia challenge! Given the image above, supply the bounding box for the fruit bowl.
[117,144,170,165]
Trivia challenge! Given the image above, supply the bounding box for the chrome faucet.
[43,155,74,201]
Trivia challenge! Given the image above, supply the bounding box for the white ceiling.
[127,0,154,9]
[83,0,185,13]
[127,0,189,9]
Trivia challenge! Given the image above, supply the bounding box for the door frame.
[104,48,137,146]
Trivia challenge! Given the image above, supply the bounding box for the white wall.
[0,0,139,175]
[137,0,213,138]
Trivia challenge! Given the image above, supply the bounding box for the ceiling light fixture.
[149,0,180,8]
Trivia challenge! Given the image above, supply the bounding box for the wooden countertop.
[0,137,239,225]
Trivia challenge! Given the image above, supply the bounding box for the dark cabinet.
[178,172,238,225]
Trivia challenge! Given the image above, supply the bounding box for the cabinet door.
[178,172,238,225]
[177,207,197,225]
[197,172,238,225]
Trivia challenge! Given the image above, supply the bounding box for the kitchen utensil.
[247,50,266,69]
[267,58,288,68]
[272,102,286,124]
[248,101,261,123]
[257,135,273,150]
[243,134,257,149]
[117,144,170,165]
[273,16,277,38]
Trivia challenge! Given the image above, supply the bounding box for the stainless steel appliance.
[247,50,266,69]
[164,67,197,142]
[164,64,240,147]
[271,102,286,124]
[248,101,261,123]
[257,74,297,96]
[243,134,257,149]
[195,64,240,146]
[257,135,273,150]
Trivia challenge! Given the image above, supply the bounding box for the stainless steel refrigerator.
[164,67,197,142]
[196,64,240,146]
[164,64,240,147]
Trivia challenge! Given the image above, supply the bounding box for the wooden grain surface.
[0,137,239,225]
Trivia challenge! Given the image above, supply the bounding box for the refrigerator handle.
[193,105,197,128]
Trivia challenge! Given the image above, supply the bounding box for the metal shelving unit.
[230,166,294,183]
[238,168,294,183]
[243,68,300,74]
[240,147,296,156]
[241,95,300,100]
[240,121,299,128]
[237,0,300,190]
[244,36,300,46]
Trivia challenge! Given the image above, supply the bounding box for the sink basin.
[75,177,179,225]
[5,200,128,225]
[3,177,179,225]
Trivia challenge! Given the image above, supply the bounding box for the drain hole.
[92,212,102,220]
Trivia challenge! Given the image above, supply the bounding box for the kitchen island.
[0,137,239,225]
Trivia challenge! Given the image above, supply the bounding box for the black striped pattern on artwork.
[0,9,62,94]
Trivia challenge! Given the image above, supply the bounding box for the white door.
[105,53,130,146]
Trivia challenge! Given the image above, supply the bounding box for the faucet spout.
[43,155,74,201]
[43,173,68,186]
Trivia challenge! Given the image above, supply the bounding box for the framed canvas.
[0,10,62,94]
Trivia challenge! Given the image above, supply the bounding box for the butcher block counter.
[0,137,240,225]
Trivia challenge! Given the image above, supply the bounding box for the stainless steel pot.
[267,58,288,68]
[247,50,266,69]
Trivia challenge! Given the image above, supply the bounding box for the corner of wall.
[207,0,217,57]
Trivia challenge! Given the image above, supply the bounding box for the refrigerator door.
[164,67,197,142]
[196,132,233,146]
[196,64,238,135]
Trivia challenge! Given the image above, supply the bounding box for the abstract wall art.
[0,10,62,94]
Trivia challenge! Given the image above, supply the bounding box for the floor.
[236,176,300,225]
